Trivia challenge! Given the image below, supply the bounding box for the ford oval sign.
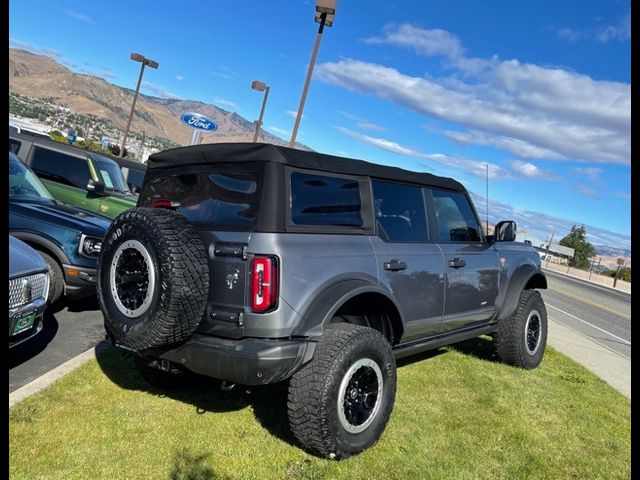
[180,112,218,132]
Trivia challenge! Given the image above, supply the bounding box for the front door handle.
[448,258,466,269]
[384,259,407,271]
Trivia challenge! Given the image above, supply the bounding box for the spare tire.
[97,208,209,352]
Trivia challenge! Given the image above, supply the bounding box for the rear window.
[141,171,259,229]
[290,172,363,227]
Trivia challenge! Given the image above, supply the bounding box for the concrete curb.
[9,341,111,409]
[547,318,630,399]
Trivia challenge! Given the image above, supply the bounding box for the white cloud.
[65,10,93,23]
[213,97,236,108]
[469,191,630,250]
[335,126,507,179]
[509,160,555,179]
[267,126,291,136]
[176,75,185,81]
[365,23,464,60]
[336,111,386,131]
[141,81,182,99]
[573,167,602,182]
[210,71,232,79]
[555,27,582,42]
[439,129,566,160]
[210,65,236,79]
[9,38,61,57]
[316,52,629,165]
[357,121,386,132]
[363,23,495,75]
[596,14,630,42]
[613,191,631,202]
[575,184,600,199]
[286,110,303,119]
[336,126,416,156]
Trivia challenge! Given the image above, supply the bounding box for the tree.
[559,225,596,270]
[108,144,128,158]
[605,267,631,283]
[49,130,66,143]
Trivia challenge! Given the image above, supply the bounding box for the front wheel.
[287,324,397,459]
[494,289,547,369]
[38,251,64,304]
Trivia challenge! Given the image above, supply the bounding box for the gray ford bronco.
[97,143,547,459]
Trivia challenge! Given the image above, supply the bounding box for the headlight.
[79,234,103,257]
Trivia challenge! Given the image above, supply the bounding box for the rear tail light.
[251,256,279,313]
[152,199,180,209]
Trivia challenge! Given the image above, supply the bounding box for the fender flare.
[293,278,404,337]
[497,265,547,320]
[10,231,70,265]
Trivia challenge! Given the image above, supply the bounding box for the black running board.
[393,323,497,360]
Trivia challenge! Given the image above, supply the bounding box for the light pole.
[289,0,336,148]
[120,52,159,157]
[251,80,270,143]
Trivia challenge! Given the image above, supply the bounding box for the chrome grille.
[9,272,49,309]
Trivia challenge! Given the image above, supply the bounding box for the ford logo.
[180,112,218,132]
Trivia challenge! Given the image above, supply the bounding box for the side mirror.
[494,220,517,242]
[87,179,106,195]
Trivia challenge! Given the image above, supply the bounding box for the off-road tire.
[134,356,188,389]
[287,324,397,459]
[97,208,209,352]
[494,289,547,369]
[38,250,64,304]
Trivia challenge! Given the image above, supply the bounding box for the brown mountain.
[9,48,308,149]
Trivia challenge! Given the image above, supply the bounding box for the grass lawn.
[9,337,630,480]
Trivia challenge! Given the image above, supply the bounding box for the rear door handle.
[384,259,407,271]
[448,258,466,269]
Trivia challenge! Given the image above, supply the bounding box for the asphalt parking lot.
[9,297,105,393]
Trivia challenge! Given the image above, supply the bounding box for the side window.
[30,147,91,189]
[432,189,482,242]
[9,139,21,155]
[372,181,428,242]
[290,172,363,227]
[127,169,146,193]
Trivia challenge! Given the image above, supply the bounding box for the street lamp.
[251,80,270,143]
[120,52,159,157]
[289,0,336,148]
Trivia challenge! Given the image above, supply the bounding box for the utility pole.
[486,163,489,236]
[137,130,146,161]
[544,230,555,268]
[613,258,625,288]
[290,1,337,147]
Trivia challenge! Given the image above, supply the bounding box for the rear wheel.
[494,289,547,369]
[287,324,397,459]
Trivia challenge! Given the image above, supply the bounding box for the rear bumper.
[134,334,317,386]
[63,265,97,299]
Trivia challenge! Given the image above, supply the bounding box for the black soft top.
[147,142,465,192]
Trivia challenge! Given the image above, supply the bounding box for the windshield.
[91,155,130,193]
[9,153,56,203]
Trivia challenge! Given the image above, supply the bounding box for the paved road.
[9,297,105,393]
[541,269,631,359]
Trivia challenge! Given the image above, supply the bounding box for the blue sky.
[9,0,631,240]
